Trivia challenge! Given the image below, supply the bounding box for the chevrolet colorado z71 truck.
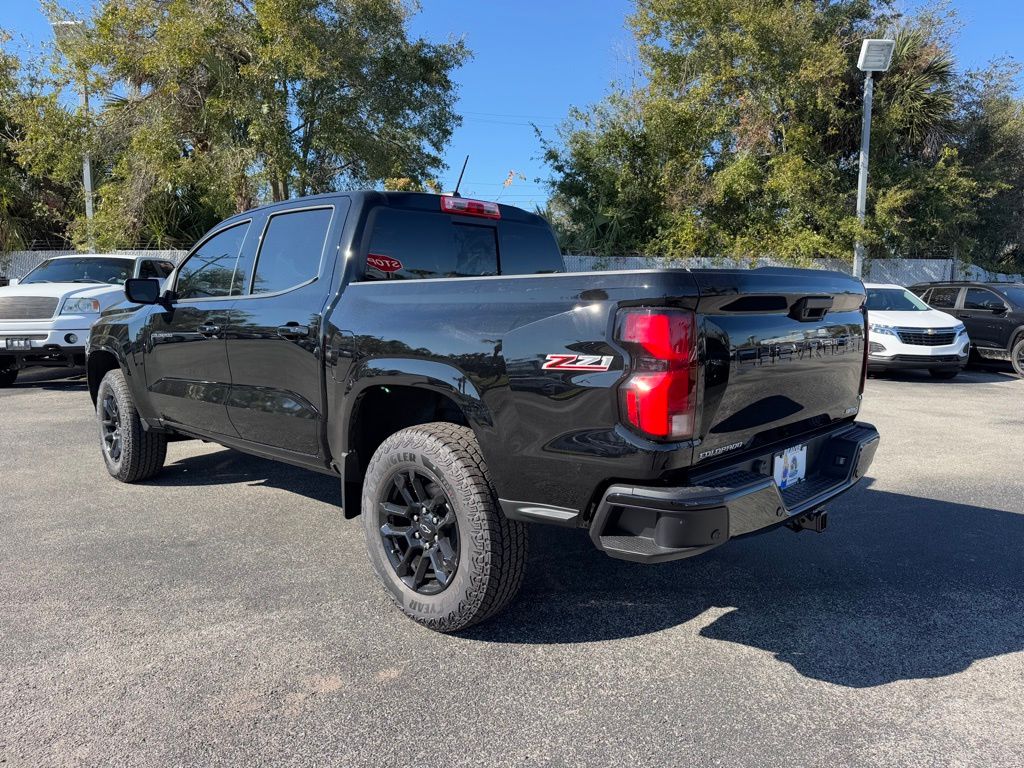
[87,192,879,632]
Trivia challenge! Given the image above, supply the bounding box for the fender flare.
[334,357,496,518]
[341,356,493,441]
[86,339,160,428]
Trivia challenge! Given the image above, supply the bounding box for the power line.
[462,110,562,120]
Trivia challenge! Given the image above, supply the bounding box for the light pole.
[853,38,896,279]
[51,20,94,252]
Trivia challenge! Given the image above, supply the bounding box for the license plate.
[773,444,808,490]
[4,338,31,351]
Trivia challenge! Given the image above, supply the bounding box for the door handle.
[197,324,221,337]
[277,324,310,339]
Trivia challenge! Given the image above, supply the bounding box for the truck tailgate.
[692,269,866,464]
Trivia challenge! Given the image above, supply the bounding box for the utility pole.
[51,20,94,252]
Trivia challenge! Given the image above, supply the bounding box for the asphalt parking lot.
[2,366,1023,767]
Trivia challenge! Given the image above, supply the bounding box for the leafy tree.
[955,60,1024,271]
[14,0,468,249]
[0,32,73,251]
[544,1,1024,270]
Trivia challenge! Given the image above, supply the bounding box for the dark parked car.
[86,191,879,632]
[909,281,1024,376]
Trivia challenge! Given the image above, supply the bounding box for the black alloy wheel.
[100,392,123,462]
[377,467,460,595]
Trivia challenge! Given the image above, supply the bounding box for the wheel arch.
[1009,325,1024,350]
[337,358,492,518]
[86,347,123,404]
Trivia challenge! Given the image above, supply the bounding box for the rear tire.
[1012,338,1024,378]
[361,422,528,633]
[928,369,959,380]
[96,369,167,482]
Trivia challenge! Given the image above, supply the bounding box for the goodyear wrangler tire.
[97,369,167,483]
[361,422,528,632]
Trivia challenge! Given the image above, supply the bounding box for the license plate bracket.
[773,444,808,490]
[4,338,32,351]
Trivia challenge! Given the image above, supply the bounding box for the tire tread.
[363,422,528,632]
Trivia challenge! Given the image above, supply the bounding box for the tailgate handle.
[790,296,833,322]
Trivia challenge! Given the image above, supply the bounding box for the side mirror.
[8,278,19,286]
[124,278,163,305]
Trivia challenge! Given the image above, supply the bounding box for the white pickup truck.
[0,254,175,386]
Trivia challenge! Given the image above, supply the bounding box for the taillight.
[615,308,697,440]
[440,196,501,219]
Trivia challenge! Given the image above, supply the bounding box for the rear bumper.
[589,422,879,563]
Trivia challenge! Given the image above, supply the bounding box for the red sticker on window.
[367,254,403,273]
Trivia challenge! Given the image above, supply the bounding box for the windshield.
[21,257,135,285]
[866,287,930,312]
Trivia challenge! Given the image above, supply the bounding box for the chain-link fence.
[2,249,1021,285]
[563,254,1022,284]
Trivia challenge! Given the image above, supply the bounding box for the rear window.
[362,207,563,280]
[498,222,563,274]
[927,286,960,308]
[365,209,498,280]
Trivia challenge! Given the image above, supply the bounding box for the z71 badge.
[542,354,614,371]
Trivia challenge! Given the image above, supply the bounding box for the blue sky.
[2,0,1022,211]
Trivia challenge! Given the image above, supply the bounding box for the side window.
[251,207,334,294]
[963,288,1004,312]
[364,209,498,280]
[138,260,175,279]
[928,287,960,309]
[175,222,250,300]
[498,222,564,274]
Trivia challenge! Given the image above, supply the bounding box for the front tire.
[96,369,167,482]
[929,368,959,380]
[1012,338,1024,378]
[361,422,528,633]
[0,365,17,387]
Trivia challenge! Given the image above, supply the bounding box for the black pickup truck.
[87,192,879,632]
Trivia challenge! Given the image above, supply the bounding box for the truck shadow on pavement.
[468,479,1024,688]
[154,448,340,505]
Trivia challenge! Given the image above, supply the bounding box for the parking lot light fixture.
[853,38,896,280]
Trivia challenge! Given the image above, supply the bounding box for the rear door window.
[365,208,498,280]
[963,288,1005,312]
[927,286,960,309]
[251,207,334,294]
[138,260,175,279]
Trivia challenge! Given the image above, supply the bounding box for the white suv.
[0,254,175,386]
[865,282,970,379]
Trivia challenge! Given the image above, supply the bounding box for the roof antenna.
[452,155,469,197]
